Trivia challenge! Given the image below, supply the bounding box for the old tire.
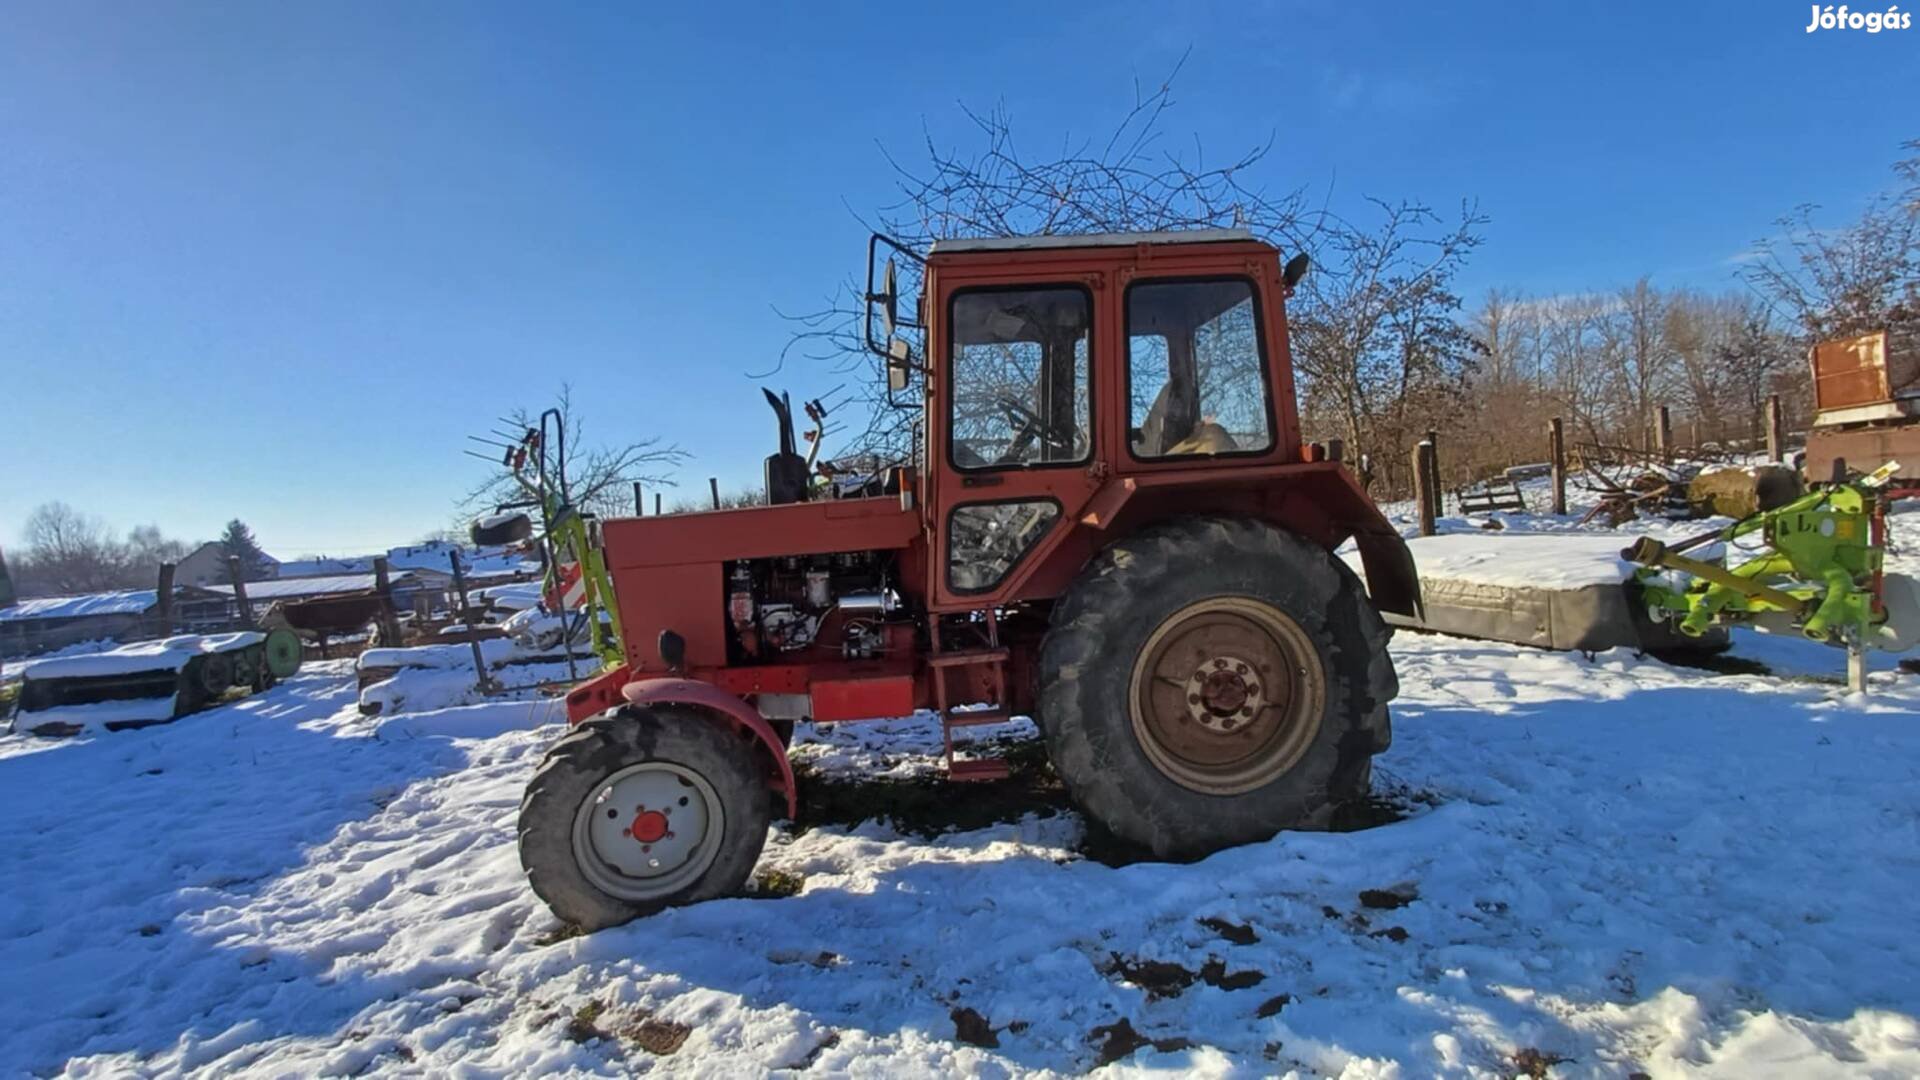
[519,707,771,931]
[472,511,534,548]
[1038,516,1396,858]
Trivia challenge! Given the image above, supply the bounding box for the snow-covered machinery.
[11,629,303,737]
[1626,461,1920,687]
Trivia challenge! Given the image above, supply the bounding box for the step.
[927,647,1009,669]
[943,708,1012,728]
[947,757,1011,782]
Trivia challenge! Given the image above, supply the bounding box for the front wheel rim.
[571,762,725,902]
[1128,597,1327,795]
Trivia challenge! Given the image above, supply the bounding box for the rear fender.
[620,677,798,819]
[1276,466,1423,619]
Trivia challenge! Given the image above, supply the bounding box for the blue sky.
[3,2,1914,560]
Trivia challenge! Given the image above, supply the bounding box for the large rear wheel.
[1038,517,1396,858]
[519,708,771,930]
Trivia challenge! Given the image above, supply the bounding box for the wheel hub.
[1130,597,1327,795]
[628,808,671,844]
[572,763,722,897]
[1188,655,1264,731]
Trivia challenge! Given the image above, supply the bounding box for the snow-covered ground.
[4,630,1919,1077]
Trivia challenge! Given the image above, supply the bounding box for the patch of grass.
[791,748,1071,838]
[1512,1047,1569,1078]
[1198,957,1265,991]
[1089,1018,1191,1067]
[534,922,587,947]
[750,868,806,898]
[949,1006,999,1048]
[1103,954,1198,1000]
[564,1000,606,1043]
[1197,916,1258,945]
[619,1014,691,1055]
[1255,993,1292,1019]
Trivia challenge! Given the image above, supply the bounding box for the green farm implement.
[1625,461,1920,689]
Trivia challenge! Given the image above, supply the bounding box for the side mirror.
[1283,253,1311,289]
[877,258,899,336]
[885,336,911,393]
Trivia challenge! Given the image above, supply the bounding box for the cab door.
[926,272,1105,611]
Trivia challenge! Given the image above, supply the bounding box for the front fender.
[621,677,798,819]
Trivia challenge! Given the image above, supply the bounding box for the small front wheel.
[519,707,772,931]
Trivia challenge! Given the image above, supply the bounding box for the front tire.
[1038,517,1396,858]
[519,707,772,930]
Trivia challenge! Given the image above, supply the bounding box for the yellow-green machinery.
[1624,461,1920,690]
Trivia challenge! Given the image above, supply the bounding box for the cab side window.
[1127,279,1273,457]
[949,286,1091,469]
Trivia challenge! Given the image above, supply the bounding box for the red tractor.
[514,229,1421,930]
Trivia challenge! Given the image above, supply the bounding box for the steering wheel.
[997,395,1081,461]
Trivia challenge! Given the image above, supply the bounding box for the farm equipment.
[11,629,303,736]
[1625,460,1920,689]
[510,229,1420,930]
[1804,330,1920,482]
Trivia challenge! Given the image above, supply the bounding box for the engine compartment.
[722,550,910,664]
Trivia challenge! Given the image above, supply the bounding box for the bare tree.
[10,503,193,596]
[779,56,1327,462]
[464,385,688,521]
[1741,139,1919,347]
[1290,199,1486,497]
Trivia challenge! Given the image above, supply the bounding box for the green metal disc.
[264,629,303,679]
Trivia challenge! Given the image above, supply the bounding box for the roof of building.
[202,573,398,600]
[277,541,531,580]
[929,228,1257,254]
[0,589,158,623]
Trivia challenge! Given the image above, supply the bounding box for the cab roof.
[928,228,1258,255]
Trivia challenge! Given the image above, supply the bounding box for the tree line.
[6,503,272,599]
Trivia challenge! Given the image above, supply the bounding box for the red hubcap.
[629,809,669,843]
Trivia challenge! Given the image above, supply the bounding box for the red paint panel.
[810,673,916,723]
[602,497,919,571]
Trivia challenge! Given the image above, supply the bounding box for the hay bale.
[1688,465,1802,519]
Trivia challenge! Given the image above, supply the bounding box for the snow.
[278,541,536,581]
[0,589,157,622]
[15,695,180,732]
[4,634,1920,1076]
[1,638,116,683]
[474,581,544,612]
[1378,532,1639,590]
[18,632,264,680]
[202,574,383,600]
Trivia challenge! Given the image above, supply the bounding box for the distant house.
[175,541,281,587]
[278,542,536,589]
[200,569,453,620]
[0,586,232,658]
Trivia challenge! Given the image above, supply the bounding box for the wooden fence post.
[1413,440,1437,537]
[655,492,663,516]
[155,562,176,637]
[1424,429,1441,517]
[709,477,720,510]
[227,556,254,628]
[1655,404,1672,460]
[372,556,402,645]
[1549,417,1567,516]
[633,481,644,516]
[1767,394,1785,462]
[450,551,494,695]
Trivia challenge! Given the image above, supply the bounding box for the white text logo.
[1807,4,1912,31]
